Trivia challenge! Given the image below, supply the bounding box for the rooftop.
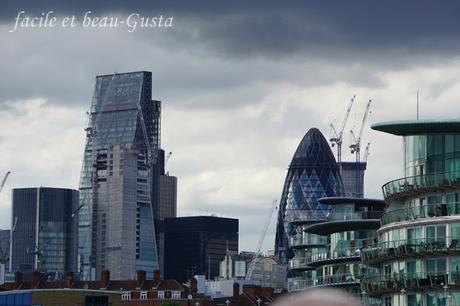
[371,119,460,136]
[318,197,385,206]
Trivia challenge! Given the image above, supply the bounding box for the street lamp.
[225,300,231,306]
[257,298,262,306]
[195,302,200,306]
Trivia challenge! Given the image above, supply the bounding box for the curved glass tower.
[275,128,345,264]
[361,120,460,306]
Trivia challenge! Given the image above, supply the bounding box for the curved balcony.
[285,209,381,225]
[381,202,460,225]
[361,237,460,264]
[289,235,327,248]
[382,170,460,201]
[287,273,360,291]
[289,238,375,269]
[361,271,460,295]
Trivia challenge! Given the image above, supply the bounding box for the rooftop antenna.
[417,90,419,120]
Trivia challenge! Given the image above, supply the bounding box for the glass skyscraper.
[78,71,160,280]
[275,128,345,264]
[10,187,79,280]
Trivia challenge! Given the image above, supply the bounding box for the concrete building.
[10,187,79,280]
[164,216,238,283]
[361,119,460,306]
[339,162,367,198]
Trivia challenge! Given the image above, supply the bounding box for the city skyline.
[1,1,460,253]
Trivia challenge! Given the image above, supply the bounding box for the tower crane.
[330,95,356,163]
[0,171,11,194]
[165,152,172,166]
[245,200,278,281]
[350,99,372,163]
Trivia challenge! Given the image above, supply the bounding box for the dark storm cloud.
[2,1,460,58]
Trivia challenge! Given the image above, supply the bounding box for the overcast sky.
[0,1,459,253]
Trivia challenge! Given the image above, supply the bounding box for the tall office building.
[339,161,367,198]
[361,120,460,306]
[10,187,79,279]
[275,128,345,265]
[164,216,238,283]
[78,71,161,280]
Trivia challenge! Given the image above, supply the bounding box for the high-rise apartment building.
[361,120,460,306]
[164,216,238,283]
[78,71,161,280]
[10,187,79,280]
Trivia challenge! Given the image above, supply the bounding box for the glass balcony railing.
[382,170,460,200]
[289,235,328,247]
[289,238,376,268]
[361,237,460,263]
[285,209,382,224]
[381,202,460,225]
[287,273,360,291]
[361,271,458,294]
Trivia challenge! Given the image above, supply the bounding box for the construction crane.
[330,95,356,163]
[350,99,372,163]
[0,171,11,194]
[245,200,278,281]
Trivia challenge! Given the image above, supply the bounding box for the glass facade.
[78,71,160,280]
[10,188,79,279]
[363,121,460,306]
[275,128,345,264]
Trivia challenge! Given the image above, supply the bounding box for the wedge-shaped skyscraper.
[78,71,160,280]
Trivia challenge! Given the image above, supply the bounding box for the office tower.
[78,71,160,280]
[275,128,345,265]
[10,187,79,279]
[164,216,238,283]
[361,119,460,306]
[287,196,383,305]
[340,162,367,198]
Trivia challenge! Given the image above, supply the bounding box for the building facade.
[340,162,367,198]
[10,187,79,280]
[287,197,383,305]
[78,71,161,280]
[275,128,345,265]
[0,229,10,269]
[361,120,460,306]
[164,216,238,283]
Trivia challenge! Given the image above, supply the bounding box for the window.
[158,291,165,299]
[122,292,131,300]
[384,296,392,306]
[140,291,148,300]
[172,291,181,299]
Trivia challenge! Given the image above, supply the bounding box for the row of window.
[121,290,182,300]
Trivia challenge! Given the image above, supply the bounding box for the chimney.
[190,277,197,297]
[136,270,146,288]
[66,271,74,288]
[31,270,40,289]
[233,282,240,302]
[101,270,110,289]
[14,271,23,289]
[153,270,160,286]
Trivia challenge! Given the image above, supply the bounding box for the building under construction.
[78,71,162,280]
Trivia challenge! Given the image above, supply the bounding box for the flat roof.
[371,119,460,136]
